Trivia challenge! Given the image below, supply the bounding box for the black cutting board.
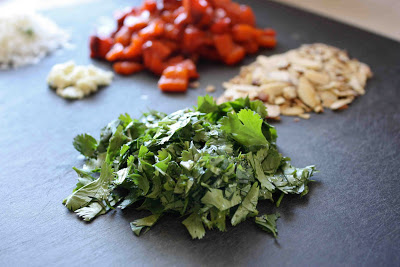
[1,1,399,266]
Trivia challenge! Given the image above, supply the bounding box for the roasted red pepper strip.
[89,0,277,93]
[113,61,144,75]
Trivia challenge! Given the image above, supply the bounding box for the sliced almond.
[291,64,307,74]
[251,68,266,85]
[294,98,312,112]
[317,81,343,91]
[348,76,365,95]
[283,86,297,99]
[314,105,324,113]
[189,81,200,88]
[260,82,288,97]
[347,60,359,73]
[359,62,373,78]
[356,63,372,88]
[219,43,372,120]
[257,55,289,70]
[319,91,338,108]
[265,104,281,118]
[299,113,311,119]
[330,97,354,110]
[223,83,261,92]
[356,72,368,88]
[274,96,286,105]
[224,89,251,100]
[297,77,320,108]
[304,70,330,85]
[338,52,350,63]
[267,71,291,82]
[286,70,298,86]
[280,105,304,116]
[330,57,347,71]
[288,53,322,70]
[332,89,356,97]
[205,85,216,93]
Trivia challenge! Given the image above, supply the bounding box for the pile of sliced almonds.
[217,43,373,119]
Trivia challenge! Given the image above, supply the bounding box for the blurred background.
[276,0,400,42]
[0,0,94,10]
[0,0,399,41]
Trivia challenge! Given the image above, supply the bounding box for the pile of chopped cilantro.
[63,95,316,239]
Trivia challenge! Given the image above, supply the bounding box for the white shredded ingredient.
[0,10,69,69]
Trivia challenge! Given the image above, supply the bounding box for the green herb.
[63,96,316,239]
[255,213,280,238]
[20,27,35,37]
[73,134,98,158]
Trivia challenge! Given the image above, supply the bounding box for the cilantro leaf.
[270,163,316,195]
[97,120,120,153]
[247,149,275,191]
[75,202,105,222]
[130,214,161,236]
[131,173,150,195]
[201,188,242,211]
[73,134,98,158]
[182,212,206,239]
[146,173,162,199]
[220,109,268,147]
[197,95,218,113]
[106,125,128,162]
[262,148,282,174]
[64,162,114,211]
[255,213,280,238]
[209,208,227,232]
[231,182,259,226]
[119,113,133,128]
[250,100,268,118]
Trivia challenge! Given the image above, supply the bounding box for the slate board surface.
[1,0,399,266]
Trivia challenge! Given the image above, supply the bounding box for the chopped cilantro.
[63,95,316,239]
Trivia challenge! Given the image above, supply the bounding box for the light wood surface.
[274,0,400,41]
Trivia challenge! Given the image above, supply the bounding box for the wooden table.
[274,0,400,41]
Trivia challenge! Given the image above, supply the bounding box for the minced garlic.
[47,61,113,99]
